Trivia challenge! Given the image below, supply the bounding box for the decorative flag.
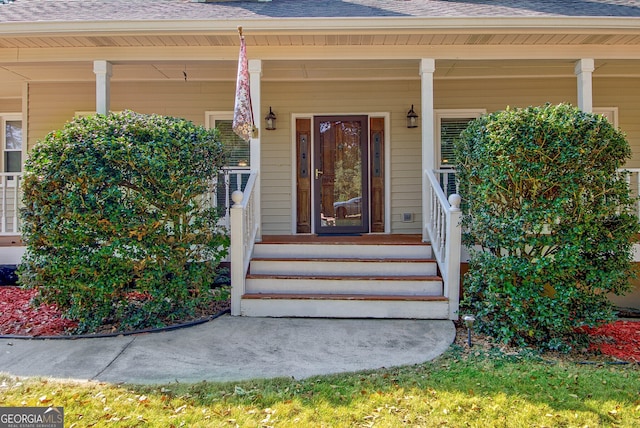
[232,27,255,142]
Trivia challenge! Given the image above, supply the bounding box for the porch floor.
[0,236,23,247]
[260,234,426,245]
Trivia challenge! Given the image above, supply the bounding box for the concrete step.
[243,238,446,319]
[249,257,438,277]
[252,242,432,260]
[240,294,449,319]
[245,274,443,295]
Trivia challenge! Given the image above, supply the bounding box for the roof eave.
[1,16,640,37]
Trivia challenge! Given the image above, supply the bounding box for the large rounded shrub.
[19,111,228,333]
[455,103,638,350]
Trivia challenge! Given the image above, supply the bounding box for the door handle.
[315,168,323,179]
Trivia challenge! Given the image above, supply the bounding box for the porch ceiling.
[1,59,639,87]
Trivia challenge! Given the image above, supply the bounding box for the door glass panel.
[318,119,364,230]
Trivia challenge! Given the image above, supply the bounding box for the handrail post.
[230,190,245,316]
[1,175,6,234]
[13,174,20,233]
[445,194,462,320]
[423,169,431,242]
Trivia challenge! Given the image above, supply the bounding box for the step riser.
[240,298,450,319]
[253,243,432,260]
[246,278,443,296]
[249,260,437,277]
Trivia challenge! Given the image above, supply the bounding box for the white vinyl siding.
[594,77,640,168]
[23,75,640,237]
[265,79,421,234]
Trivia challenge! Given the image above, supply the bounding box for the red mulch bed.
[580,320,640,363]
[0,286,230,337]
[0,286,78,336]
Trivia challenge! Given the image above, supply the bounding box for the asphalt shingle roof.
[1,0,639,23]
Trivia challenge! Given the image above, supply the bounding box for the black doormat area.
[316,233,363,237]
[0,265,18,286]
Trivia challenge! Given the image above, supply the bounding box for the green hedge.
[19,111,229,333]
[455,104,639,350]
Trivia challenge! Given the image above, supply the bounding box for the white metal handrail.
[425,168,462,320]
[229,170,259,316]
[0,172,23,235]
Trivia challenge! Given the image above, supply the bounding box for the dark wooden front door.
[313,116,369,234]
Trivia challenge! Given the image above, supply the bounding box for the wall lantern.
[406,104,419,128]
[265,106,277,130]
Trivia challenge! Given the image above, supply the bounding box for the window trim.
[1,113,24,186]
[435,109,486,169]
[205,111,232,131]
[593,107,619,128]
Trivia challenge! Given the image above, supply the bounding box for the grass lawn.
[1,346,638,427]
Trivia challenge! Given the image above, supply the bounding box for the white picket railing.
[229,170,260,316]
[211,167,251,229]
[0,173,23,235]
[0,169,251,237]
[424,168,462,320]
[434,168,459,197]
[437,167,640,219]
[620,168,640,219]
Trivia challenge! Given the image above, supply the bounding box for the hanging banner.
[232,27,256,142]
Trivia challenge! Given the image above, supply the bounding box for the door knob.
[315,168,323,179]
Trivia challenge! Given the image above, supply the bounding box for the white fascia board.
[1,17,640,37]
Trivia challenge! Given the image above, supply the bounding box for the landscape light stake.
[462,314,476,347]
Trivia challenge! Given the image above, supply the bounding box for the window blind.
[215,119,250,167]
[440,117,473,167]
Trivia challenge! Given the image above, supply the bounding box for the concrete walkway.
[0,316,456,385]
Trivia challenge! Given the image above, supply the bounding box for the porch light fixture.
[462,314,476,347]
[265,106,277,130]
[406,104,418,128]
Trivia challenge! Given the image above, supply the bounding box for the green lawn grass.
[1,347,638,427]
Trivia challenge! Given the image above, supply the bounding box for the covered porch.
[1,20,640,315]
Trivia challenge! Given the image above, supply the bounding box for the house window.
[435,110,485,195]
[436,110,485,169]
[1,115,22,177]
[205,112,251,211]
[205,112,250,168]
[439,118,472,168]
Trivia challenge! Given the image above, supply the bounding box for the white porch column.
[574,58,594,113]
[93,60,112,115]
[420,58,436,242]
[249,59,262,241]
